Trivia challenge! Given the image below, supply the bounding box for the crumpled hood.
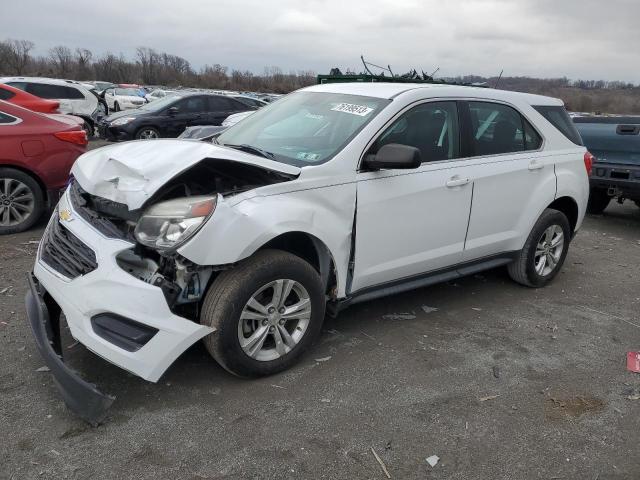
[71,139,301,209]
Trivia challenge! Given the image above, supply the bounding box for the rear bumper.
[25,272,114,425]
[590,162,640,198]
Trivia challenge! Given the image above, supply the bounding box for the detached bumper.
[27,189,213,422]
[25,273,114,425]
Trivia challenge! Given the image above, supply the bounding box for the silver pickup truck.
[574,116,640,213]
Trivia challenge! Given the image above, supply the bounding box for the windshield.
[115,88,140,96]
[139,95,182,111]
[217,91,390,166]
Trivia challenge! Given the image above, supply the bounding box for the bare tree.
[49,45,73,77]
[75,48,93,79]
[5,39,34,75]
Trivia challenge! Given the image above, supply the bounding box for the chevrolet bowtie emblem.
[59,209,73,222]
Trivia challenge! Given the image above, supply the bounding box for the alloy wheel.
[139,129,159,139]
[0,178,35,227]
[237,279,312,362]
[534,224,564,276]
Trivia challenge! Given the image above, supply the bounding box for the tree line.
[2,38,640,113]
[0,39,316,93]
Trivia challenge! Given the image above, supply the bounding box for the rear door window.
[468,102,542,155]
[533,105,583,145]
[208,96,236,112]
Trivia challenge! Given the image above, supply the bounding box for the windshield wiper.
[223,143,275,159]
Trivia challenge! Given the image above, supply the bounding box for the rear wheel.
[0,168,44,235]
[587,188,611,214]
[201,250,326,377]
[508,208,570,288]
[135,127,160,140]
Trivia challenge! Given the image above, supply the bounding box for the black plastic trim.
[25,273,114,426]
[336,252,518,313]
[91,314,158,353]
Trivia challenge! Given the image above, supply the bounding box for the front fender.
[177,183,357,298]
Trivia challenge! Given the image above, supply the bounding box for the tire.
[0,168,45,235]
[135,127,160,140]
[113,102,120,112]
[507,208,571,288]
[587,188,610,214]
[81,121,93,139]
[634,200,640,209]
[201,249,326,377]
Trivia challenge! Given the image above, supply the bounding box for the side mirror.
[363,143,422,170]
[167,106,179,115]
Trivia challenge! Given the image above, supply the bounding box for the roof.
[303,82,562,106]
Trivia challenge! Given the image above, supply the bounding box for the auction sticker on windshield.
[331,103,374,116]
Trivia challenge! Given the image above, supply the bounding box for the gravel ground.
[1,143,640,479]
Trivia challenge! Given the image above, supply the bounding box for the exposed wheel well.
[548,196,579,234]
[258,232,338,297]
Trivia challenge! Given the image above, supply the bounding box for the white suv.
[0,77,100,133]
[26,83,590,423]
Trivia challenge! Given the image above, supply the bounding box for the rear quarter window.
[533,105,583,146]
[0,88,15,100]
[0,111,21,125]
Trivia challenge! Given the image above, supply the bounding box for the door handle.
[446,176,470,188]
[528,160,544,170]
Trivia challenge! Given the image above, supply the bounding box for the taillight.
[584,151,595,176]
[54,130,88,146]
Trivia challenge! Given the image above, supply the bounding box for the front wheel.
[508,209,571,288]
[135,127,160,140]
[201,249,326,377]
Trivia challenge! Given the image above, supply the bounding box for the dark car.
[0,100,87,234]
[97,93,254,141]
[574,116,640,213]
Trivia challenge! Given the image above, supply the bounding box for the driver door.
[350,101,474,293]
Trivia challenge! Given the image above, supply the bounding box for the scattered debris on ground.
[426,455,440,467]
[382,313,416,321]
[371,447,391,478]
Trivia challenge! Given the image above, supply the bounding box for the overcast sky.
[2,0,640,81]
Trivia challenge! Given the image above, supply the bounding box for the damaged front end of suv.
[26,140,301,425]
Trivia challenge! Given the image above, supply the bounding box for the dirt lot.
[1,146,640,478]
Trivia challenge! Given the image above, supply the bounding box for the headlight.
[134,196,217,250]
[110,117,135,126]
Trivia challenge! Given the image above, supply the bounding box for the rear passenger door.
[460,101,556,261]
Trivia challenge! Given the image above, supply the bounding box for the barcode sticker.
[331,103,374,116]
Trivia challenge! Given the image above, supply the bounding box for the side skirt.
[327,252,518,316]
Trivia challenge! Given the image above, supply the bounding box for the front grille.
[41,216,97,279]
[69,181,135,241]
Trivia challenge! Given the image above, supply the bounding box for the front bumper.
[27,189,213,419]
[25,273,114,425]
[97,121,133,141]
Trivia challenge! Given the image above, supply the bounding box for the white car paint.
[222,110,254,126]
[34,82,589,383]
[0,76,99,125]
[145,88,177,102]
[104,88,146,111]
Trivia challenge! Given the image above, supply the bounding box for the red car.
[0,100,87,234]
[0,83,60,114]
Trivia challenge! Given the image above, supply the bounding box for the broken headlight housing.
[134,196,217,250]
